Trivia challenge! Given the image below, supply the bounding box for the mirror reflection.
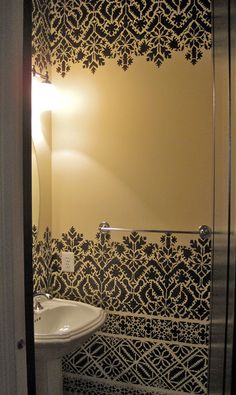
[32,141,40,229]
[31,2,214,395]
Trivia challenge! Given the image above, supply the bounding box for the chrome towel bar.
[98,222,212,240]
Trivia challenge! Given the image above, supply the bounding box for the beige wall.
[51,52,213,240]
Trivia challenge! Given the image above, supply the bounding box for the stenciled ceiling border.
[32,0,51,74]
[32,0,212,77]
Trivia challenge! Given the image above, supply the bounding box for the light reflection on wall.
[52,149,155,240]
[51,53,213,241]
[31,75,53,239]
[32,76,57,112]
[31,75,56,149]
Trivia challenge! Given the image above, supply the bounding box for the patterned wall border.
[32,225,52,293]
[50,228,212,321]
[101,311,209,345]
[63,332,208,394]
[63,375,174,395]
[62,311,209,393]
[33,226,211,395]
[32,0,212,76]
[32,0,51,74]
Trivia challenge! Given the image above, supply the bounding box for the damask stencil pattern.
[33,227,211,394]
[51,230,211,321]
[32,225,52,293]
[32,0,51,73]
[32,0,212,76]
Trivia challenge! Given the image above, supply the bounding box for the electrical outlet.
[61,251,75,272]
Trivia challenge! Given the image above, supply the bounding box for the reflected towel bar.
[98,222,212,240]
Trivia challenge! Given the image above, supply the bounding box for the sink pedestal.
[34,298,106,394]
[35,358,63,395]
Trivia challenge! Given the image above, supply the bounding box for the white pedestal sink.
[34,298,106,395]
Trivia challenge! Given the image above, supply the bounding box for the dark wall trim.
[229,0,236,393]
[23,0,36,393]
[209,1,230,394]
[210,1,236,394]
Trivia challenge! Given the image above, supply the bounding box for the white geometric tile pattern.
[63,334,208,394]
[63,376,172,395]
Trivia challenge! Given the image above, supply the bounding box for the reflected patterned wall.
[32,0,211,76]
[32,226,52,292]
[33,227,211,395]
[32,1,212,393]
[32,0,51,74]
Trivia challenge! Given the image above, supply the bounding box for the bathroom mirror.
[31,2,216,395]
[31,108,51,241]
[32,141,40,229]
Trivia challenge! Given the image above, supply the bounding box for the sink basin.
[34,297,106,360]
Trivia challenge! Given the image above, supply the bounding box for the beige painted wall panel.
[52,52,213,239]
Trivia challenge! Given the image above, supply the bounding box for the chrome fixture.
[33,291,53,300]
[198,225,212,240]
[98,222,212,240]
[33,291,53,311]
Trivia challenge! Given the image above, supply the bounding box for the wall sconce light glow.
[32,75,57,112]
[31,109,44,146]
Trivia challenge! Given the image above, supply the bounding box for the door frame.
[209,1,236,394]
[1,1,236,394]
[0,0,35,393]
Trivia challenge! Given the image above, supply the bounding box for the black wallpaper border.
[32,0,212,76]
[33,226,211,395]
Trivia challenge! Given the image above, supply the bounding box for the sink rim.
[34,298,106,344]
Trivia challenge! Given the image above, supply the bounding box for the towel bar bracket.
[198,225,212,240]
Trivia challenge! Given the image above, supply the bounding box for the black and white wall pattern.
[33,227,211,395]
[32,2,212,394]
[32,226,52,293]
[32,0,212,76]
